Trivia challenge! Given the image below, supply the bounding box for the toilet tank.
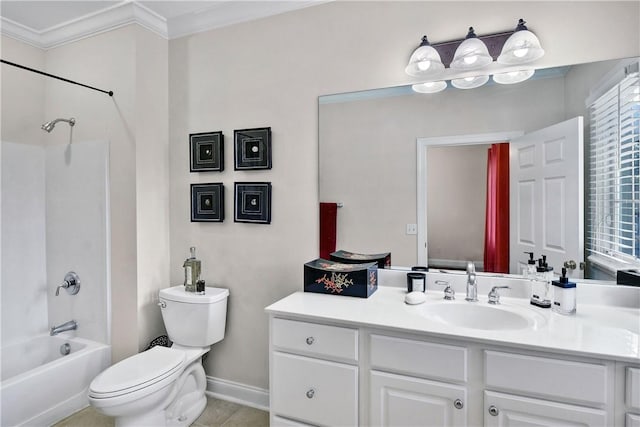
[159,286,229,347]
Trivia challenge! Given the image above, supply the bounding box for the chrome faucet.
[466,261,478,302]
[50,320,77,336]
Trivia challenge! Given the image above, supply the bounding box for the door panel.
[510,117,584,277]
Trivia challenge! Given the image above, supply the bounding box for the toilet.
[88,286,229,427]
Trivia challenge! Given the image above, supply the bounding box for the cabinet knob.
[488,405,499,416]
[306,336,315,345]
[453,399,464,409]
[306,388,315,399]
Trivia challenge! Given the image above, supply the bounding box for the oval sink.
[420,301,546,331]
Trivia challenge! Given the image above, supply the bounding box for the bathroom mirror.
[319,57,634,281]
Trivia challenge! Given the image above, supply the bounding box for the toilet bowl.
[89,286,228,427]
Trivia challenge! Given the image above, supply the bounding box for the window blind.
[587,64,640,261]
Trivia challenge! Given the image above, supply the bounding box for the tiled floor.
[54,397,269,427]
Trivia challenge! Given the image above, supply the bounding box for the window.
[587,61,640,263]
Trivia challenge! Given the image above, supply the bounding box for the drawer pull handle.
[488,405,499,416]
[453,399,464,410]
[306,388,315,399]
[306,336,315,345]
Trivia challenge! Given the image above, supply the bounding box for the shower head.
[41,117,75,133]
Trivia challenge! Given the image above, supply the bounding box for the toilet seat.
[89,346,185,400]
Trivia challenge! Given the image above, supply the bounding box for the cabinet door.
[485,391,606,427]
[370,371,467,427]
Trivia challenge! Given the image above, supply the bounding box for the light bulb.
[464,76,475,82]
[417,60,431,71]
[464,55,478,65]
[513,48,529,58]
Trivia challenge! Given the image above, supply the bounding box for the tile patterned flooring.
[53,397,269,427]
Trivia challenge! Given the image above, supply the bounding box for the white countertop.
[265,286,640,363]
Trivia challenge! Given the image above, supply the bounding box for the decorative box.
[304,258,378,298]
[330,249,391,269]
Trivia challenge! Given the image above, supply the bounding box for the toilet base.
[101,357,208,427]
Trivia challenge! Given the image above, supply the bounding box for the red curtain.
[319,202,338,259]
[484,143,510,273]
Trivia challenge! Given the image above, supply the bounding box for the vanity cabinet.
[369,334,468,425]
[266,289,638,427]
[269,318,359,426]
[484,391,606,426]
[627,368,640,427]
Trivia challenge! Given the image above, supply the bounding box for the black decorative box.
[330,250,391,269]
[304,258,378,298]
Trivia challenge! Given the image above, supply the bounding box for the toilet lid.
[89,346,185,398]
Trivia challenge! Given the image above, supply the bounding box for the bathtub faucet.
[50,320,77,336]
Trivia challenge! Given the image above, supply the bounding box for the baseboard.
[205,376,269,411]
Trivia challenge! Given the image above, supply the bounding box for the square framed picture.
[190,131,224,172]
[191,183,224,222]
[234,127,271,170]
[234,182,271,224]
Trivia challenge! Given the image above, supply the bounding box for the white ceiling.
[0,0,325,48]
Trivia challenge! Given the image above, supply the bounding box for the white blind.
[588,64,640,261]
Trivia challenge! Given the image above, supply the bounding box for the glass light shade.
[451,75,489,89]
[498,25,544,65]
[450,29,493,71]
[493,69,535,84]
[412,81,447,94]
[405,40,445,78]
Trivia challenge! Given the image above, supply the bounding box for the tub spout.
[50,320,77,336]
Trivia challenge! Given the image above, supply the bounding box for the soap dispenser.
[523,252,536,279]
[183,247,201,293]
[552,267,576,315]
[530,257,551,308]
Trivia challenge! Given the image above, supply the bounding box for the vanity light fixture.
[411,80,448,93]
[451,75,490,89]
[405,36,445,78]
[498,19,545,65]
[450,27,493,71]
[492,69,535,84]
[406,19,544,94]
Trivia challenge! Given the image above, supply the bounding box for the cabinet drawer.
[485,350,607,406]
[627,368,640,411]
[272,317,358,362]
[271,352,358,426]
[484,391,607,427]
[370,334,467,382]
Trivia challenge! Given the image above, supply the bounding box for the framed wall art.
[234,182,271,224]
[190,131,224,172]
[191,183,224,222]
[234,127,271,170]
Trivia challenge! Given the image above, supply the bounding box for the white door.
[370,371,467,426]
[509,117,584,278]
[484,391,607,426]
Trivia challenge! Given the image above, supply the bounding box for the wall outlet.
[406,224,417,235]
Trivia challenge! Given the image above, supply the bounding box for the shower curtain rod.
[1,59,114,97]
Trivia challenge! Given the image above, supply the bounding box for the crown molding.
[0,1,328,49]
[1,2,167,50]
[167,1,327,39]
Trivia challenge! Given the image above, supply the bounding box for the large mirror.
[319,57,637,281]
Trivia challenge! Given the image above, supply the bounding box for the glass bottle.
[183,247,201,292]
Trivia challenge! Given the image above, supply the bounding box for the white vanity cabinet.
[483,351,609,426]
[626,368,640,427]
[266,288,639,426]
[269,317,359,426]
[369,334,468,426]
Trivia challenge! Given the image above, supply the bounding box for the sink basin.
[420,301,546,331]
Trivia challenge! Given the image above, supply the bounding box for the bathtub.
[0,334,110,426]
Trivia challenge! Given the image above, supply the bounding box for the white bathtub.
[0,334,110,426]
